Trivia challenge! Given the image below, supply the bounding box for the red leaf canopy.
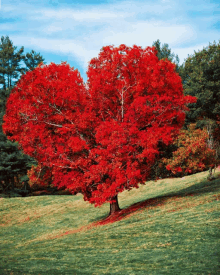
[3,45,196,206]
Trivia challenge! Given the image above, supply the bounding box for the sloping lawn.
[0,169,220,274]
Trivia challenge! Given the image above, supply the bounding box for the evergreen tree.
[0,131,36,194]
[152,39,180,71]
[23,50,44,72]
[181,40,220,126]
[179,41,220,176]
[0,36,44,195]
[0,36,24,90]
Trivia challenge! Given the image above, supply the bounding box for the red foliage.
[3,45,196,207]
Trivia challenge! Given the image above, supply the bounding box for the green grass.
[0,169,220,275]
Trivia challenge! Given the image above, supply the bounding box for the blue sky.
[0,0,219,81]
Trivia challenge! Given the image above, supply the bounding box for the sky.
[0,0,219,81]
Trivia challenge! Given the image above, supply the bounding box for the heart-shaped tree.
[3,45,196,215]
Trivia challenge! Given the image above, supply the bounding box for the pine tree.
[152,39,180,71]
[0,36,24,90]
[0,131,35,194]
[181,41,220,126]
[0,36,44,195]
[23,50,44,72]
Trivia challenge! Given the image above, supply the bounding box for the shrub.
[163,124,218,176]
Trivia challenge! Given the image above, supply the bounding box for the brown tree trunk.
[109,194,121,216]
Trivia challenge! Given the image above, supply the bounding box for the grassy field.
[0,169,220,275]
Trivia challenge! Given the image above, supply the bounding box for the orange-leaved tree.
[3,45,196,215]
[164,124,219,176]
[27,164,53,190]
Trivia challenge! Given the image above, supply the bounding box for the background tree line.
[0,36,44,196]
[152,39,220,179]
[0,36,219,197]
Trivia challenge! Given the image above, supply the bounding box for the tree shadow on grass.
[164,176,220,200]
[94,176,220,226]
[52,176,219,239]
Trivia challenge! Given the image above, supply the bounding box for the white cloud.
[11,36,99,69]
[30,0,177,24]
[0,23,15,31]
[102,21,195,47]
[1,5,16,12]
[45,25,63,34]
[4,0,219,77]
[34,8,129,22]
[10,14,197,73]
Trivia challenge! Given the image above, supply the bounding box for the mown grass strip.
[0,169,219,274]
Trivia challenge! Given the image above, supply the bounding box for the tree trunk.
[109,195,121,216]
[208,167,215,180]
[11,177,15,191]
